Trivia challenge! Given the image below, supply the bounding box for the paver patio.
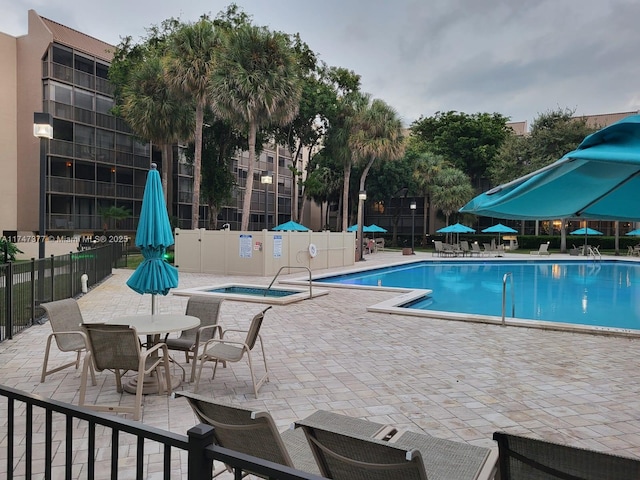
[1,251,639,478]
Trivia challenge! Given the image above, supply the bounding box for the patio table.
[108,314,200,393]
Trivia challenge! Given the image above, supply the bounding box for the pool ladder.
[265,266,313,299]
[502,272,515,326]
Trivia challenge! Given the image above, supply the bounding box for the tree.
[99,206,132,232]
[164,17,220,229]
[209,23,302,231]
[430,167,474,229]
[349,96,405,259]
[411,111,511,189]
[120,55,194,204]
[410,141,449,236]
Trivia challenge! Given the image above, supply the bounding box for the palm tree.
[209,24,302,231]
[413,151,448,236]
[120,55,194,206]
[430,167,475,228]
[164,18,219,229]
[349,96,404,260]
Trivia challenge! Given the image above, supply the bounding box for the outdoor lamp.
[410,200,417,254]
[261,172,273,230]
[358,190,367,201]
[34,112,53,259]
[357,190,367,261]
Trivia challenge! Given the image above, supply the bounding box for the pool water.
[316,260,640,331]
[206,286,296,298]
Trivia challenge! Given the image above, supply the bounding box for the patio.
[1,250,640,477]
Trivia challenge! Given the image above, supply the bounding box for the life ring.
[308,243,318,258]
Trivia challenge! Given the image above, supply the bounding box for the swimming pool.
[312,260,640,335]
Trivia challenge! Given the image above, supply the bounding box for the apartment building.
[0,9,305,244]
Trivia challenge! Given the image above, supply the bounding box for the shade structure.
[126,164,178,313]
[570,227,603,247]
[272,220,310,231]
[482,223,518,246]
[626,229,640,236]
[460,115,640,221]
[346,224,359,232]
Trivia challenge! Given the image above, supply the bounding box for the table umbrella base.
[124,372,181,395]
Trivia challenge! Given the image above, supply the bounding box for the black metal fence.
[0,385,322,479]
[0,243,124,342]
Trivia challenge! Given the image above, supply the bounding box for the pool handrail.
[502,272,515,326]
[267,266,313,299]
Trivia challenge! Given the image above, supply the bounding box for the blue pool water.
[206,286,295,298]
[316,260,640,330]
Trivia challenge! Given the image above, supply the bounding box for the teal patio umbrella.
[460,115,640,221]
[126,164,178,314]
[482,223,517,245]
[272,220,310,231]
[366,224,388,233]
[570,227,603,247]
[437,223,475,244]
[626,229,640,236]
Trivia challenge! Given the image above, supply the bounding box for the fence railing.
[0,243,125,342]
[0,385,322,479]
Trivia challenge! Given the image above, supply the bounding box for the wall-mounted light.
[33,112,53,139]
[358,190,367,201]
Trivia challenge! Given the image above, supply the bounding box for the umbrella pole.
[152,294,157,315]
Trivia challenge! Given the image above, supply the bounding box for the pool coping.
[281,256,640,338]
[173,283,329,305]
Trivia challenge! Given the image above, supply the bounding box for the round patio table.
[108,314,200,393]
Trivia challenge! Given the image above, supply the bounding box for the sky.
[4,0,640,128]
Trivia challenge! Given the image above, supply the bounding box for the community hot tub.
[173,283,328,305]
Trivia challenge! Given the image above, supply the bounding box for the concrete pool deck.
[2,250,640,477]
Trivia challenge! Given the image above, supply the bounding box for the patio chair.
[176,391,320,477]
[194,306,272,398]
[471,242,485,257]
[483,243,496,256]
[460,240,471,256]
[493,431,640,479]
[79,323,172,421]
[296,410,497,480]
[40,298,95,385]
[375,237,385,251]
[165,295,223,383]
[529,243,550,255]
[301,425,428,479]
[433,240,445,257]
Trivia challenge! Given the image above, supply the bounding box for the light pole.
[357,190,367,261]
[261,171,273,230]
[410,200,417,254]
[34,113,53,259]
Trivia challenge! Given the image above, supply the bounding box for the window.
[48,82,72,105]
[74,125,94,146]
[52,45,73,67]
[96,95,113,114]
[96,129,114,149]
[116,133,132,152]
[75,89,94,110]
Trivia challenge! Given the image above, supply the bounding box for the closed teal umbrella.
[126,164,178,313]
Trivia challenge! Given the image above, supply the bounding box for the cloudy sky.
[5,0,640,127]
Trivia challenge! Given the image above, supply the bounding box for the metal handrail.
[265,266,313,299]
[502,272,515,327]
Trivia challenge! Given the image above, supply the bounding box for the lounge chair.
[176,391,320,477]
[493,431,640,479]
[296,410,497,480]
[375,237,385,251]
[40,298,95,384]
[80,323,172,421]
[433,240,445,257]
[529,243,550,255]
[194,306,271,397]
[471,242,485,257]
[460,240,472,256]
[165,295,223,383]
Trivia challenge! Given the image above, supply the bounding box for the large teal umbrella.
[460,115,640,220]
[272,220,310,231]
[126,164,178,313]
